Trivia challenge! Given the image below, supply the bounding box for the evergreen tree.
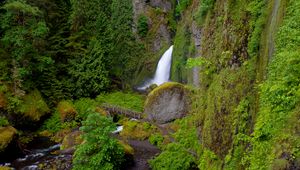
[0,0,49,95]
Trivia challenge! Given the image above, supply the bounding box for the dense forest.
[0,0,299,169]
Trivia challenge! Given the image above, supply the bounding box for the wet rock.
[144,82,191,124]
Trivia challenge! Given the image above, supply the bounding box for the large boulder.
[0,126,17,152]
[144,82,191,124]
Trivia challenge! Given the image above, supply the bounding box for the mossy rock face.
[57,101,77,122]
[0,126,17,152]
[144,82,191,124]
[61,130,83,150]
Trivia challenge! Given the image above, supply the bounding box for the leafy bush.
[73,113,124,170]
[149,143,197,170]
[149,133,164,147]
[0,116,9,127]
[96,92,144,112]
[40,111,62,133]
[74,98,97,120]
[137,15,148,37]
[19,90,50,121]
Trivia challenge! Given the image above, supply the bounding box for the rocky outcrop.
[132,0,173,52]
[144,82,191,123]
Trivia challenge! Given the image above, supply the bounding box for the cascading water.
[138,45,174,90]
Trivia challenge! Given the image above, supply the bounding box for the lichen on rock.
[144,82,191,124]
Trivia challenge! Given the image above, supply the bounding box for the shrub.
[19,90,50,121]
[149,133,164,147]
[40,111,62,133]
[74,98,97,120]
[149,143,197,170]
[137,15,148,37]
[0,116,9,127]
[73,113,125,170]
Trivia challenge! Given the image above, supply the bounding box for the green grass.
[96,91,144,112]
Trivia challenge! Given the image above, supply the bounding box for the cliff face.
[147,0,300,169]
[132,0,175,85]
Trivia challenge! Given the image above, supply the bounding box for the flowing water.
[0,138,72,170]
[138,45,174,90]
[268,0,281,61]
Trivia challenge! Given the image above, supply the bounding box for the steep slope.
[150,0,299,169]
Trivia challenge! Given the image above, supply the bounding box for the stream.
[0,138,72,170]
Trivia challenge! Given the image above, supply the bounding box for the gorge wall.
[139,0,300,169]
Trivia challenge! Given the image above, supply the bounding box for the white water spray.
[139,45,174,90]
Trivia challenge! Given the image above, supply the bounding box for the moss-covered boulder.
[144,82,191,124]
[120,120,157,140]
[57,101,77,122]
[0,166,12,170]
[61,130,83,150]
[0,126,17,152]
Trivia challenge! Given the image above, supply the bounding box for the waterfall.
[138,45,174,90]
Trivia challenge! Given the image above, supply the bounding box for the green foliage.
[175,0,192,16]
[171,20,191,82]
[40,111,62,133]
[149,133,164,147]
[150,117,201,170]
[73,113,124,170]
[195,0,215,24]
[74,98,97,120]
[96,92,144,112]
[247,0,268,58]
[120,120,156,140]
[68,38,110,98]
[0,116,9,127]
[0,0,49,92]
[137,15,148,37]
[198,149,222,170]
[149,143,197,170]
[18,90,50,121]
[249,0,300,168]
